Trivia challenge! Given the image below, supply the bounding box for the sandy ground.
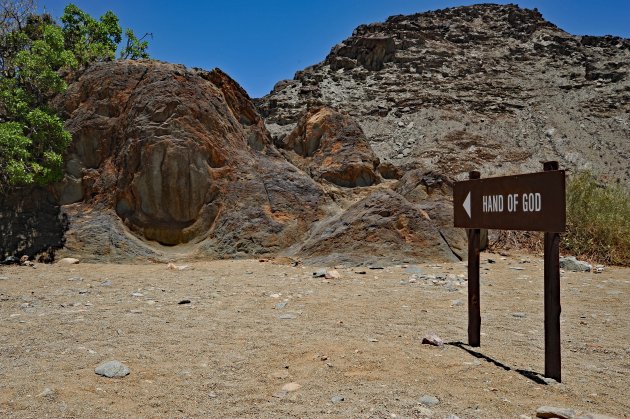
[0,253,628,418]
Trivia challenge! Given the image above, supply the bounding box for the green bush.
[564,172,630,266]
[0,2,150,192]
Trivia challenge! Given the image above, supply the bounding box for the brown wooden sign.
[453,170,566,232]
[454,163,565,382]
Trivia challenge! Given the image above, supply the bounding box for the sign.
[453,170,566,232]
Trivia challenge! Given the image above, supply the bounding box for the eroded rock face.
[54,60,329,255]
[298,188,460,265]
[276,107,381,188]
[257,3,630,185]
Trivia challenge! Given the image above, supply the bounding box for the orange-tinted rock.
[53,60,329,256]
[276,107,381,188]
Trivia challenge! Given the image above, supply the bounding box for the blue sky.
[40,1,630,98]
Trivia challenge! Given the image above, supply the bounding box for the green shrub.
[563,172,630,266]
[0,2,150,192]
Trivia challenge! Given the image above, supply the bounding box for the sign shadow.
[446,341,549,385]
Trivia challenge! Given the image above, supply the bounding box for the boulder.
[276,107,381,188]
[53,60,330,260]
[560,256,592,272]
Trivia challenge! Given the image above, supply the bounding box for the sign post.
[467,171,481,347]
[453,162,565,381]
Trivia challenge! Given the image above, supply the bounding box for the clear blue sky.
[39,1,630,98]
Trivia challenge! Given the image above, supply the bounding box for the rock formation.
[2,4,628,264]
[50,60,331,260]
[257,3,630,185]
[276,107,381,188]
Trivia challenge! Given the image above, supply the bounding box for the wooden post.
[543,161,561,382]
[468,170,481,347]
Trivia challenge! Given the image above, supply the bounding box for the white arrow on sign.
[463,191,471,219]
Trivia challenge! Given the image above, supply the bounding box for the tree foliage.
[0,2,150,192]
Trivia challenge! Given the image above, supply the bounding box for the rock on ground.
[94,360,130,378]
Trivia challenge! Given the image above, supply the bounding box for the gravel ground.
[1,253,628,418]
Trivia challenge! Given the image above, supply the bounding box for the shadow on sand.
[446,341,550,385]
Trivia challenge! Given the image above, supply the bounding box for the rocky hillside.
[257,4,630,184]
[2,4,628,264]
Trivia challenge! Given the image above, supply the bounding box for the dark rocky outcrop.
[0,187,67,261]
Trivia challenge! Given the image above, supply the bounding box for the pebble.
[325,269,341,279]
[313,269,327,278]
[100,280,112,286]
[282,382,301,392]
[535,406,576,419]
[451,299,463,306]
[419,394,440,407]
[37,387,54,398]
[512,312,527,318]
[0,276,8,280]
[68,277,83,281]
[331,395,345,403]
[57,258,80,264]
[509,267,525,271]
[131,292,144,297]
[421,334,444,346]
[278,313,297,320]
[275,301,288,309]
[178,299,191,304]
[270,293,281,298]
[94,360,130,378]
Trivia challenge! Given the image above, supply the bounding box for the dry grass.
[489,172,630,266]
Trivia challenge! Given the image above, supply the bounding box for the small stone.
[419,394,440,407]
[421,334,444,346]
[282,382,301,392]
[0,276,8,280]
[509,267,525,271]
[368,338,379,342]
[131,292,144,297]
[451,299,463,307]
[275,301,288,309]
[1,256,20,265]
[37,387,54,398]
[57,258,80,264]
[512,312,527,318]
[325,269,341,279]
[100,280,112,286]
[488,259,496,263]
[95,360,130,378]
[68,276,83,281]
[560,256,591,272]
[178,299,191,304]
[313,269,327,278]
[594,265,605,274]
[278,313,297,320]
[331,395,345,403]
[270,293,281,298]
[445,415,461,419]
[535,406,576,419]
[208,391,218,398]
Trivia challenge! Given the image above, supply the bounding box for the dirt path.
[1,253,628,418]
